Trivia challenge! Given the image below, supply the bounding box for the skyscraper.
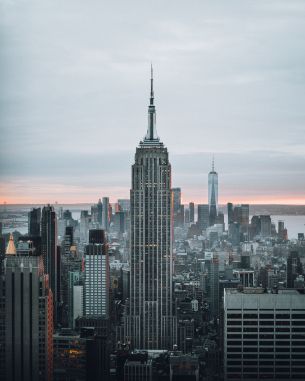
[223,288,305,381]
[172,187,184,227]
[260,215,272,237]
[0,222,6,273]
[102,197,110,231]
[197,204,209,231]
[189,202,195,223]
[172,188,181,213]
[41,205,58,316]
[204,252,219,318]
[84,230,109,318]
[287,251,303,288]
[97,198,103,227]
[208,158,218,226]
[0,239,53,381]
[28,207,41,236]
[126,68,176,349]
[227,202,234,226]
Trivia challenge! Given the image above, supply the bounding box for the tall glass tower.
[126,67,176,349]
[208,158,218,226]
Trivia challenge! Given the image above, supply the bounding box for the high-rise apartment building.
[224,288,305,381]
[208,159,218,226]
[126,68,176,349]
[84,230,109,318]
[0,241,53,381]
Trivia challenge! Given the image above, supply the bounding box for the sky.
[1,0,305,204]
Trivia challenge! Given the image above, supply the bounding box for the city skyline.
[1,0,305,204]
[1,2,305,380]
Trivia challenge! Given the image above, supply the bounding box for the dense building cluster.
[0,73,305,380]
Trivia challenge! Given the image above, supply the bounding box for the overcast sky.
[1,0,305,204]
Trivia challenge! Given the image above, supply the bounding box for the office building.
[228,222,241,246]
[41,205,58,308]
[84,230,109,317]
[28,207,41,236]
[0,223,6,273]
[227,203,234,226]
[189,202,195,223]
[124,353,153,381]
[197,204,209,231]
[102,197,110,231]
[170,353,199,381]
[53,329,86,381]
[240,204,249,226]
[0,242,53,381]
[97,198,103,227]
[287,251,303,288]
[204,252,219,318]
[126,68,176,349]
[224,288,305,381]
[172,188,184,227]
[172,188,181,213]
[260,215,272,238]
[118,199,130,212]
[278,220,288,240]
[68,271,84,328]
[233,269,255,287]
[89,228,105,244]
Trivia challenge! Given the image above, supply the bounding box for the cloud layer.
[1,0,305,203]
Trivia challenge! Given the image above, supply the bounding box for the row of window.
[227,340,305,346]
[227,313,305,319]
[227,327,304,332]
[227,347,305,352]
[227,320,305,326]
[227,334,305,339]
[227,354,305,359]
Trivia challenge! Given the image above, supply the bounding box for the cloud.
[0,0,305,203]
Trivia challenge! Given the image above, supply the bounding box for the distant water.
[270,215,305,239]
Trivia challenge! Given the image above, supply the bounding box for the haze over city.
[1,0,305,204]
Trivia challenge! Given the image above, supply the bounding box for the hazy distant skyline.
[1,0,305,204]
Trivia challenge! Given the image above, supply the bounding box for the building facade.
[84,231,109,318]
[0,248,53,381]
[41,205,58,309]
[126,68,176,349]
[224,288,305,381]
[197,204,209,231]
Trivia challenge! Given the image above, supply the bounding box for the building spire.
[143,64,160,144]
[150,63,154,106]
[212,155,215,172]
[6,233,16,255]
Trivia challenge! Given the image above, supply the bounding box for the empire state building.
[125,68,176,349]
